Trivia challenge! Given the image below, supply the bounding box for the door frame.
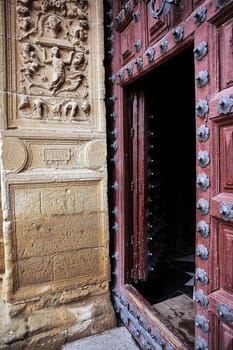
[105,1,233,349]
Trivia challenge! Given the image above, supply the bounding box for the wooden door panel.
[114,1,146,66]
[219,18,233,90]
[221,127,233,190]
[121,23,137,63]
[106,1,233,349]
[219,223,233,292]
[146,0,170,43]
[209,312,233,350]
[207,7,233,350]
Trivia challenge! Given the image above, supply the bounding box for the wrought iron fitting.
[196,198,209,215]
[217,95,233,115]
[112,222,119,232]
[108,48,115,58]
[123,1,131,16]
[216,0,230,9]
[134,39,142,52]
[111,181,119,191]
[111,155,119,164]
[146,47,155,62]
[194,41,208,61]
[135,57,143,70]
[115,13,122,24]
[111,128,119,138]
[197,173,210,191]
[111,141,118,151]
[159,39,168,53]
[196,244,209,261]
[172,25,184,43]
[110,111,118,120]
[109,95,117,103]
[150,0,180,20]
[194,7,207,27]
[133,9,141,22]
[198,151,210,168]
[126,64,133,76]
[195,290,209,308]
[196,70,209,88]
[112,206,119,216]
[112,252,119,260]
[195,268,209,285]
[118,70,125,81]
[217,303,233,323]
[107,35,114,44]
[197,125,209,142]
[139,315,147,328]
[109,74,116,84]
[196,336,208,350]
[195,314,210,333]
[107,22,114,31]
[196,99,209,118]
[197,220,210,238]
[219,202,233,221]
[106,9,113,18]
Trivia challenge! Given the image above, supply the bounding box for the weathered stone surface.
[0,294,116,349]
[0,0,116,347]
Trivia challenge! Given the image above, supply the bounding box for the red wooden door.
[105,1,233,349]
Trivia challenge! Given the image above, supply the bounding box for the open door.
[105,1,233,349]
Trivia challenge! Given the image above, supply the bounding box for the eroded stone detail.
[16,0,90,122]
[10,181,107,295]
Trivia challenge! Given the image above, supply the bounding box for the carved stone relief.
[16,0,90,123]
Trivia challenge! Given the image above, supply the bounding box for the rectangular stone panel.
[10,180,107,291]
[17,256,54,287]
[53,248,104,281]
[15,212,103,259]
[4,1,105,133]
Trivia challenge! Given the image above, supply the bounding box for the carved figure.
[73,21,88,45]
[19,96,30,110]
[80,101,90,116]
[64,101,79,120]
[70,51,87,72]
[17,5,30,17]
[32,98,46,119]
[20,43,41,81]
[45,15,62,38]
[52,103,62,120]
[44,46,74,95]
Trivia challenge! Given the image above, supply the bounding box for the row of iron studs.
[106,1,233,350]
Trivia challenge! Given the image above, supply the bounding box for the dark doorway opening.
[129,46,196,345]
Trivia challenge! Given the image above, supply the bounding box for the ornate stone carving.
[16,0,90,122]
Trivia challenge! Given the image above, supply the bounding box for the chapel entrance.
[127,46,196,346]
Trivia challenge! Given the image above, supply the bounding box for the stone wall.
[0,1,116,348]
